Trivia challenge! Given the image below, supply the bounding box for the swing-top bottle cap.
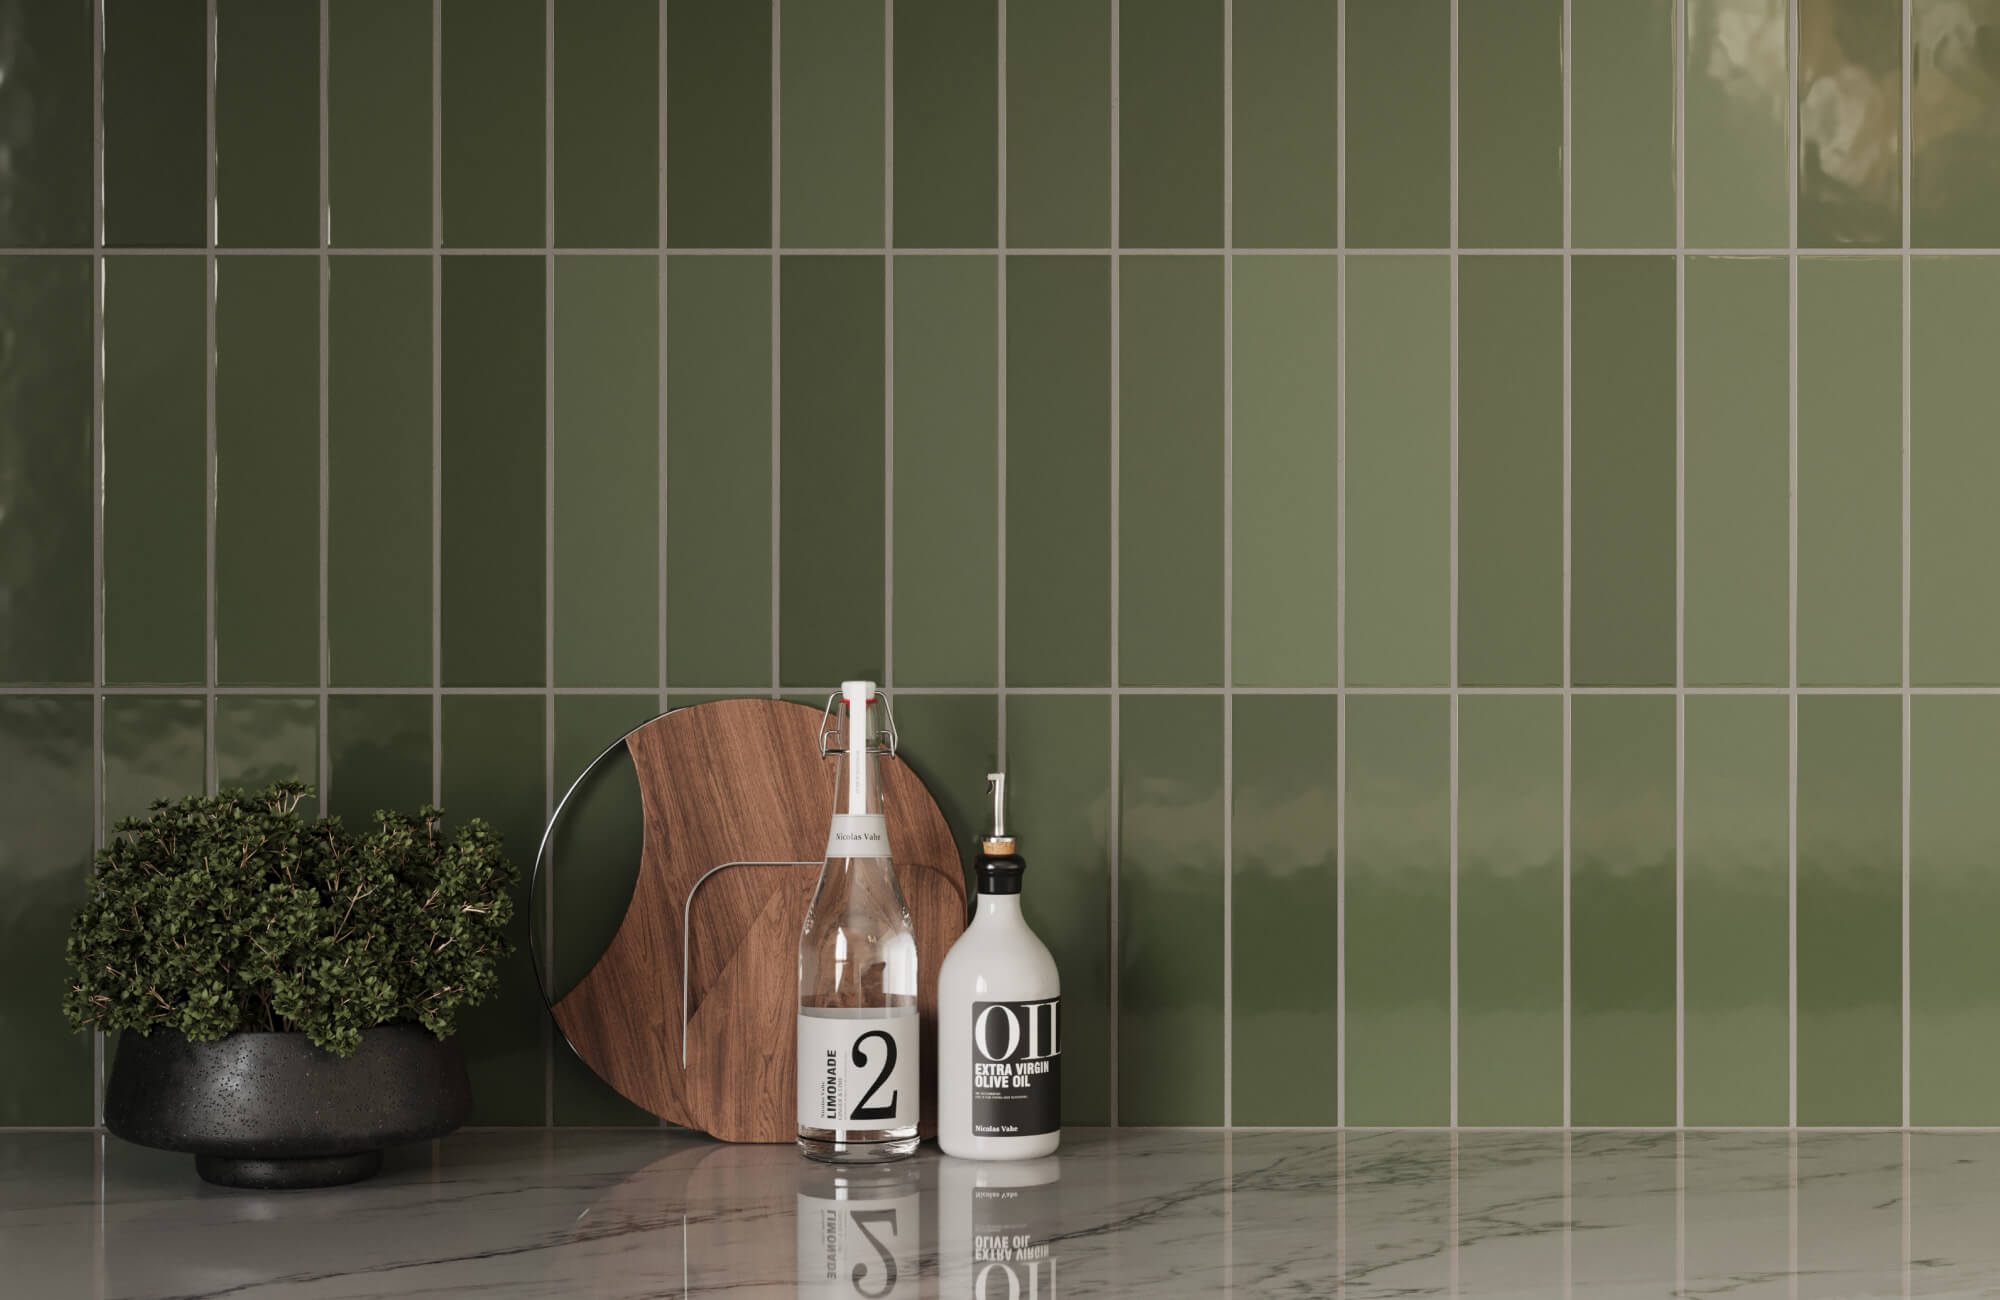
[840,680,877,710]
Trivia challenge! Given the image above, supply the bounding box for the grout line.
[770,0,781,698]
[1787,0,1800,1134]
[544,0,558,1126]
[91,0,106,1128]
[204,0,218,797]
[22,243,2000,257]
[1900,0,1913,1133]
[658,0,668,722]
[996,0,1008,767]
[1561,0,1574,1131]
[1446,0,1460,1132]
[430,0,442,807]
[12,683,1999,699]
[1221,0,1234,1131]
[884,0,894,691]
[1674,0,1687,1133]
[318,0,331,814]
[1334,0,1347,1132]
[1107,0,1121,1129]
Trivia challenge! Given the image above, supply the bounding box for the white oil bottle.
[938,773,1061,1159]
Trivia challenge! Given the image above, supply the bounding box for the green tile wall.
[9,0,2000,1132]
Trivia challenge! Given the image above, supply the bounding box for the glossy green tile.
[1005,257,1110,686]
[1912,697,2000,1124]
[885,694,996,892]
[441,256,544,687]
[667,0,770,249]
[1120,256,1222,686]
[1912,258,2000,685]
[1798,257,1901,686]
[665,256,770,688]
[1231,257,1337,687]
[0,0,93,246]
[103,0,206,247]
[1914,0,2000,246]
[554,256,657,688]
[892,256,996,687]
[328,256,431,686]
[779,256,883,687]
[1570,694,1676,1127]
[1797,694,1902,1126]
[1344,0,1449,250]
[215,256,318,687]
[1684,695,1789,1126]
[328,0,432,249]
[103,257,206,686]
[1344,256,1448,687]
[216,0,318,248]
[1231,0,1337,249]
[1572,256,1676,687]
[1800,0,1902,248]
[441,695,546,1126]
[1572,0,1676,248]
[0,697,94,1124]
[778,0,881,249]
[1119,0,1222,249]
[554,0,658,249]
[893,0,995,249]
[1231,695,1338,1126]
[1458,695,1563,1127]
[215,696,318,811]
[1006,0,1110,248]
[1686,0,1790,249]
[1686,257,1789,686]
[441,0,543,249]
[1459,256,1562,687]
[1458,0,1563,249]
[103,696,206,828]
[327,694,432,827]
[0,257,92,683]
[1119,695,1223,1126]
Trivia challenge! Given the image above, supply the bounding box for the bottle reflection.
[938,1156,1062,1298]
[794,1161,924,1299]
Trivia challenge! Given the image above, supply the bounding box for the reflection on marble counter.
[8,1127,2000,1297]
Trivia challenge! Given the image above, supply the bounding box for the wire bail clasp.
[817,687,899,758]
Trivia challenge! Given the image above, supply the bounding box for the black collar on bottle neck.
[974,851,1024,895]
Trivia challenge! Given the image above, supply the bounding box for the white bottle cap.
[841,680,877,711]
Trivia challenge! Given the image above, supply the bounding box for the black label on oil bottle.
[970,998,1061,1137]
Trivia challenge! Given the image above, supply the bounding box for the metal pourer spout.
[986,772,1009,840]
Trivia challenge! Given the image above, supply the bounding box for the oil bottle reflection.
[939,1156,1061,1298]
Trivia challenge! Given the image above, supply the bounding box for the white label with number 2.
[798,1006,919,1135]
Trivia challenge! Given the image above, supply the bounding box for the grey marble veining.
[5,1127,2000,1297]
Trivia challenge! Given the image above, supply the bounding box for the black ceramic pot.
[104,1025,472,1190]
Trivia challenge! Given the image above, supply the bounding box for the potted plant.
[64,783,517,1189]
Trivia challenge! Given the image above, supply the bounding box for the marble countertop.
[4,1126,1997,1297]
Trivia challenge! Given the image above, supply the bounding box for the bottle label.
[825,813,892,859]
[798,1007,919,1135]
[970,998,1062,1138]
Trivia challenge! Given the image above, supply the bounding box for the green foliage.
[64,782,517,1057]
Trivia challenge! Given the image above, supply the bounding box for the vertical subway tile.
[1914,0,2000,247]
[216,0,318,249]
[441,695,546,1126]
[893,0,996,249]
[328,0,432,249]
[1458,0,1563,249]
[1231,0,1338,249]
[1686,0,1790,249]
[441,0,543,249]
[892,256,997,687]
[1457,695,1564,1127]
[780,0,882,249]
[1686,257,1790,686]
[1796,694,1903,1126]
[1572,257,1676,687]
[554,256,658,688]
[1572,0,1677,248]
[215,256,318,687]
[1119,695,1224,1126]
[1231,695,1339,1126]
[1800,0,1903,248]
[1005,257,1110,686]
[553,0,658,250]
[103,257,206,686]
[665,256,770,688]
[1343,694,1450,1126]
[215,696,318,808]
[102,696,205,828]
[1119,0,1222,250]
[779,256,883,687]
[0,697,94,1124]
[1911,698,2000,1124]
[441,256,544,687]
[1006,0,1110,248]
[667,0,770,249]
[103,0,206,247]
[1230,257,1338,686]
[1458,256,1563,687]
[1119,256,1223,686]
[1798,257,1901,686]
[1344,0,1449,250]
[326,693,432,827]
[328,256,431,686]
[885,695,996,888]
[0,257,93,683]
[1684,695,1790,1126]
[1570,695,1677,1127]
[1344,256,1449,687]
[1912,258,2000,685]
[0,0,94,246]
